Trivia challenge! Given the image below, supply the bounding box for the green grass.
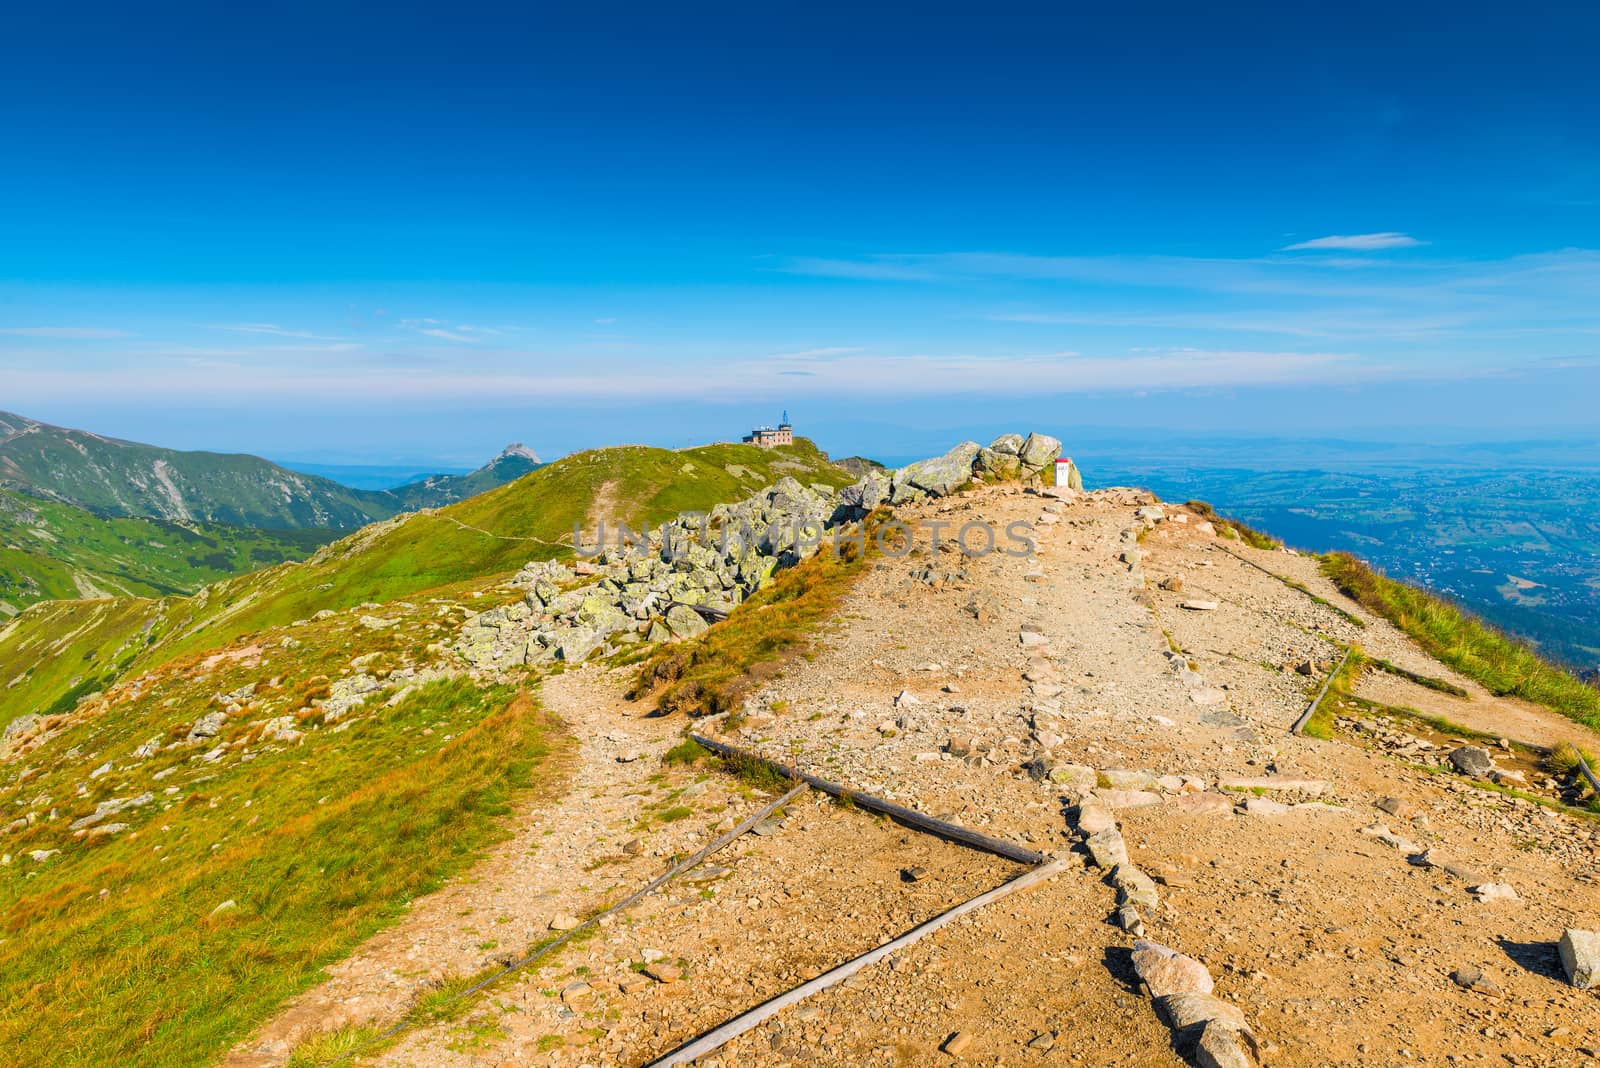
[1300,646,1366,740]
[1547,740,1598,779]
[716,748,800,792]
[0,596,161,729]
[1322,551,1600,729]
[661,738,713,767]
[0,679,570,1068]
[285,1025,386,1068]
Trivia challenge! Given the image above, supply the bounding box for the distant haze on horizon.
[3,4,1597,463]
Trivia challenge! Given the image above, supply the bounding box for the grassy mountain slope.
[0,597,161,720]
[0,411,537,530]
[0,438,850,724]
[0,487,334,615]
[0,602,569,1068]
[0,411,394,528]
[1322,551,1600,729]
[0,436,849,1066]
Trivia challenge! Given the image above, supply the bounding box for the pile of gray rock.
[842,432,1070,510]
[454,433,1065,669]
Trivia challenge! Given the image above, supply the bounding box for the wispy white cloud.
[209,322,344,341]
[783,257,948,282]
[2,347,1374,404]
[766,346,864,359]
[399,318,501,343]
[789,248,1600,351]
[264,342,366,353]
[0,326,131,339]
[987,308,1473,340]
[1282,232,1424,251]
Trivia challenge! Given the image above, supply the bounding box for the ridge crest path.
[235,484,1600,1068]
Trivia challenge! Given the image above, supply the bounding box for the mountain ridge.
[0,411,539,530]
[3,437,1598,1068]
[0,434,853,721]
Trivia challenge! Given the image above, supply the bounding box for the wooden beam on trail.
[1292,648,1353,736]
[1577,750,1600,797]
[690,734,1047,865]
[313,782,809,1067]
[640,855,1072,1068]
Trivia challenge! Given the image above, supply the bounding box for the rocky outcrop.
[881,433,1062,509]
[453,432,1073,668]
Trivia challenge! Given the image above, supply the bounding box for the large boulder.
[988,432,1025,456]
[665,604,710,640]
[972,446,1021,481]
[897,441,981,497]
[838,471,890,515]
[557,625,607,662]
[322,674,384,722]
[1018,432,1062,470]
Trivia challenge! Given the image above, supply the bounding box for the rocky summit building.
[743,411,794,448]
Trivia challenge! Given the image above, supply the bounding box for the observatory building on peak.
[743,411,794,448]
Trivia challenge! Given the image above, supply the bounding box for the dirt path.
[1353,671,1600,753]
[235,484,1600,1068]
[225,666,749,1066]
[706,486,1600,1068]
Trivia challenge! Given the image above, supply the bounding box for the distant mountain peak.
[496,442,541,463]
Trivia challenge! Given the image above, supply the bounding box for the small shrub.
[661,738,711,767]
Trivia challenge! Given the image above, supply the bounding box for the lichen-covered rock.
[321,674,383,722]
[557,626,607,662]
[973,446,1022,480]
[1018,431,1062,469]
[838,471,890,516]
[989,432,1025,456]
[187,711,227,742]
[898,441,981,497]
[665,604,710,640]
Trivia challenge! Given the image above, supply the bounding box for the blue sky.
[2,3,1597,464]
